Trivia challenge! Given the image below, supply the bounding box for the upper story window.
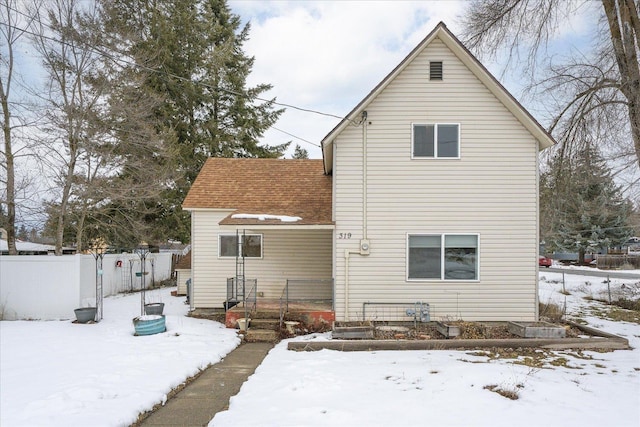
[219,234,262,258]
[429,61,443,80]
[412,123,460,158]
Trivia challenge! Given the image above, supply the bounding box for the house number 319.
[338,233,352,239]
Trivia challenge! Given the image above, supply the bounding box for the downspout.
[189,213,195,312]
[345,250,350,319]
[344,111,370,321]
[359,111,370,255]
[535,142,541,321]
[344,249,360,320]
[362,111,368,241]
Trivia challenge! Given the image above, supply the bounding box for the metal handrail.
[245,280,258,312]
[278,284,288,328]
[226,277,257,309]
[279,278,333,328]
[243,280,256,328]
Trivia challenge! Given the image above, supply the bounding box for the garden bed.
[294,320,629,351]
[368,321,574,340]
[332,321,374,339]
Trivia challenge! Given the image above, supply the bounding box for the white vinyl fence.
[0,253,173,320]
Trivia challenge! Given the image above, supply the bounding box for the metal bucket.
[74,307,97,323]
[144,303,165,315]
[133,315,166,336]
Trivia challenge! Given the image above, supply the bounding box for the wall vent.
[430,61,443,80]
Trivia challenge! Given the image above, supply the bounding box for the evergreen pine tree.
[292,144,309,159]
[99,0,288,243]
[543,145,633,263]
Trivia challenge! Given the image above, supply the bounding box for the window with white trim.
[412,123,460,158]
[408,234,478,280]
[219,234,262,258]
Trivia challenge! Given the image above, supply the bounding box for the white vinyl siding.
[333,37,539,322]
[190,209,333,307]
[176,269,190,295]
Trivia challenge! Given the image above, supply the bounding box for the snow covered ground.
[1,269,639,427]
[210,270,640,427]
[0,288,240,426]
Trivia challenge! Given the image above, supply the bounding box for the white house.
[182,22,555,325]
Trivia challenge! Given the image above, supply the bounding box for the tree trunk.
[55,135,77,255]
[1,77,16,255]
[578,248,586,265]
[0,2,17,256]
[602,0,640,169]
[75,204,87,253]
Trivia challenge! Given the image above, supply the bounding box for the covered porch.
[219,223,335,330]
[224,277,335,329]
[182,158,335,334]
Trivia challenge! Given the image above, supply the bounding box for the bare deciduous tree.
[28,0,178,252]
[0,0,19,254]
[461,0,640,182]
[0,0,41,254]
[28,0,107,254]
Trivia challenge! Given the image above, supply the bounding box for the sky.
[1,267,639,426]
[1,0,602,229]
[227,0,597,159]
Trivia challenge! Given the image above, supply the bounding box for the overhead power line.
[0,5,355,144]
[271,126,320,147]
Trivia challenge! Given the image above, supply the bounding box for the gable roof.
[182,158,333,226]
[321,22,556,174]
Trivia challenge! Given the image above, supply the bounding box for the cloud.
[229,1,467,158]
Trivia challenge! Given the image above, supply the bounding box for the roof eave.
[321,23,446,174]
[219,223,335,231]
[436,25,556,150]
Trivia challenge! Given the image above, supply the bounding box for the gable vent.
[430,61,443,80]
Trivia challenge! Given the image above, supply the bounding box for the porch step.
[250,309,281,320]
[224,300,335,334]
[249,318,280,330]
[244,329,279,343]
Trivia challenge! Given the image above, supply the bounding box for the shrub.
[539,301,564,323]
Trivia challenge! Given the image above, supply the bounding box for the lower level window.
[408,234,478,280]
[219,234,262,258]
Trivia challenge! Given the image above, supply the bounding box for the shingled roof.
[182,158,333,226]
[174,251,191,269]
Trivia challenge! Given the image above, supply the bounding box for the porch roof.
[183,158,333,226]
[218,222,335,231]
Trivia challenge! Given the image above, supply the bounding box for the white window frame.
[411,123,460,159]
[218,234,263,259]
[406,233,479,281]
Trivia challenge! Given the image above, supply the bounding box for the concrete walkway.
[137,342,274,427]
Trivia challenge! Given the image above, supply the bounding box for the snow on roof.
[231,213,302,223]
[0,239,55,253]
